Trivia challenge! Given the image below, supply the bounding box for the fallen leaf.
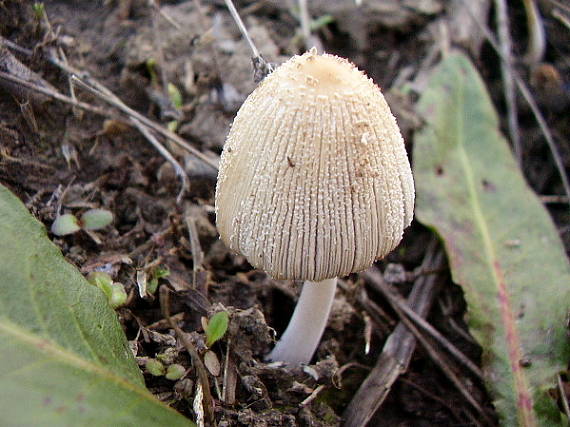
[0,185,193,426]
[414,52,570,426]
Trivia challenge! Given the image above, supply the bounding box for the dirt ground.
[1,0,568,426]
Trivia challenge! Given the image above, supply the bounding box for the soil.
[1,1,568,426]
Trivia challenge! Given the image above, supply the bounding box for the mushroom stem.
[267,277,338,364]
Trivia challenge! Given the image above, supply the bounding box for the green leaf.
[51,213,80,236]
[86,271,114,299]
[109,283,128,309]
[80,208,113,231]
[205,311,229,347]
[145,359,165,377]
[32,2,45,19]
[413,53,570,426]
[0,185,193,426]
[165,364,186,381]
[147,267,170,295]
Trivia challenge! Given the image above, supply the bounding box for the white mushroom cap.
[215,49,414,281]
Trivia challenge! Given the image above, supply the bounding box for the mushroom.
[215,48,414,364]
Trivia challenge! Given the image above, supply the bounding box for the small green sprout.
[167,120,179,132]
[147,267,170,295]
[86,272,126,309]
[167,83,183,110]
[33,3,45,20]
[109,283,127,308]
[146,58,158,86]
[86,271,114,295]
[51,208,113,236]
[80,208,113,230]
[145,359,165,376]
[205,311,229,347]
[310,14,334,32]
[165,364,186,381]
[51,213,81,236]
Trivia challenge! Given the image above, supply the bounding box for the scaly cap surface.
[215,49,415,281]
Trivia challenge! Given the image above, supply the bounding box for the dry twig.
[557,374,570,419]
[494,0,521,163]
[522,0,546,64]
[221,337,237,405]
[0,70,108,116]
[2,37,218,170]
[343,240,444,426]
[185,214,205,286]
[366,270,484,381]
[552,7,570,30]
[160,287,214,425]
[300,384,325,407]
[130,117,189,203]
[66,72,217,169]
[223,0,273,81]
[364,270,491,425]
[298,0,311,49]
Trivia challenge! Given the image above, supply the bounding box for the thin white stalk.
[267,277,337,365]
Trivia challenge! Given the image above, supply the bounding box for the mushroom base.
[266,277,338,365]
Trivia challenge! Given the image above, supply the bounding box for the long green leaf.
[0,185,192,426]
[413,53,570,426]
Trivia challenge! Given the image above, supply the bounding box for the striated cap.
[215,48,415,281]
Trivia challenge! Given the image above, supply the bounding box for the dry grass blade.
[298,0,311,49]
[355,287,393,335]
[366,270,484,381]
[0,44,57,104]
[461,0,570,209]
[67,73,218,170]
[494,0,521,163]
[552,8,570,30]
[522,0,546,64]
[342,240,444,427]
[368,273,492,425]
[300,384,325,407]
[558,375,570,419]
[221,337,237,405]
[39,44,217,169]
[223,0,261,60]
[541,195,570,204]
[223,0,274,81]
[185,214,204,286]
[149,0,169,97]
[0,70,113,118]
[130,117,189,203]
